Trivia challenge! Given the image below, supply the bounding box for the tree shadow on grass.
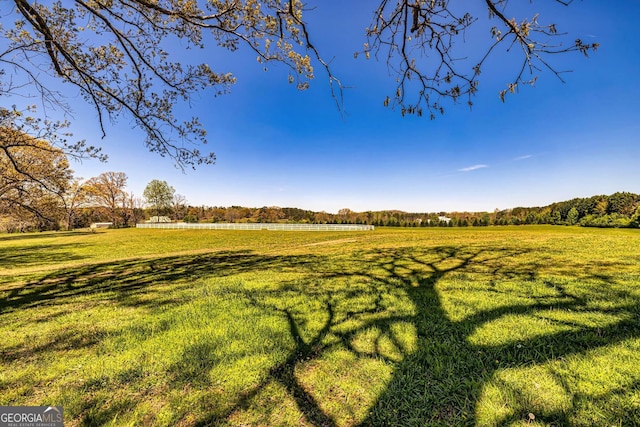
[1,249,324,424]
[3,242,639,426]
[0,250,319,314]
[0,243,88,269]
[0,231,96,242]
[198,245,640,426]
[357,248,639,426]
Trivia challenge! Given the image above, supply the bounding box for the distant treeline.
[3,191,638,232]
[180,192,640,229]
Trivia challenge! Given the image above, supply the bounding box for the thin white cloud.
[458,164,488,172]
[513,155,533,161]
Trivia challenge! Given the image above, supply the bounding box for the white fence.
[136,223,374,231]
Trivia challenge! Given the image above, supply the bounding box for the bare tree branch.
[0,1,596,168]
[363,0,598,116]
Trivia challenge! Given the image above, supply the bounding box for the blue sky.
[47,2,640,213]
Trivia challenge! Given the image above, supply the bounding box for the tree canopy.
[143,179,175,220]
[0,124,73,228]
[0,1,598,167]
[85,171,129,227]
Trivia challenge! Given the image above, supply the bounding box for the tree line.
[493,193,640,228]
[170,194,640,229]
[2,132,637,231]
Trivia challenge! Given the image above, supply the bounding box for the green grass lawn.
[1,226,639,426]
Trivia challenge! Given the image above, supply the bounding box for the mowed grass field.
[1,226,639,426]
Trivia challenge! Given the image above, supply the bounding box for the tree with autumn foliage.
[0,123,73,230]
[85,172,129,228]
